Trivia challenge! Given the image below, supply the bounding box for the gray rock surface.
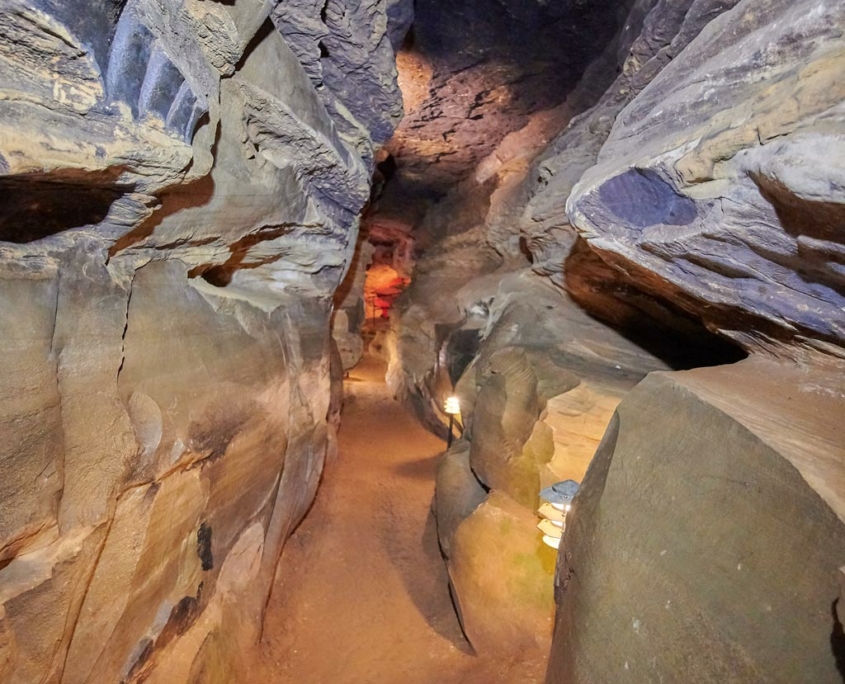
[523,0,743,289]
[562,0,845,357]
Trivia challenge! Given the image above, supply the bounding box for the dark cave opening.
[0,177,129,244]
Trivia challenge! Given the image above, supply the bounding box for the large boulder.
[548,357,845,683]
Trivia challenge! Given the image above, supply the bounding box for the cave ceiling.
[374,0,633,227]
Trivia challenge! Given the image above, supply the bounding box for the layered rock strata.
[539,1,845,680]
[0,0,402,681]
[433,270,679,654]
[564,0,845,358]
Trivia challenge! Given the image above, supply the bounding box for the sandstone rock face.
[447,491,557,655]
[430,269,680,654]
[434,441,486,558]
[332,238,374,370]
[521,0,751,327]
[567,0,845,357]
[521,2,845,676]
[385,0,745,439]
[0,0,402,680]
[379,0,633,216]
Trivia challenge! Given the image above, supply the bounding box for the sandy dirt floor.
[257,353,548,684]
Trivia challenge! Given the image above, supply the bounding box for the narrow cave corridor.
[258,354,546,683]
[1,1,845,684]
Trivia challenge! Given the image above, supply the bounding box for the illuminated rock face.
[566,0,845,357]
[537,2,845,680]
[432,270,678,654]
[0,1,402,680]
[3,0,845,679]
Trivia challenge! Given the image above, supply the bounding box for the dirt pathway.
[257,354,547,684]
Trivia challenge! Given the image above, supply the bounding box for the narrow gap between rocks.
[1,2,843,684]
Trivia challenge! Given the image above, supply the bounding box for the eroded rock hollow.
[1,0,844,682]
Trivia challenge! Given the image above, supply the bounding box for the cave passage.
[2,1,844,682]
[257,353,546,683]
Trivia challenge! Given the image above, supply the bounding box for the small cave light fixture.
[444,395,460,448]
[538,480,581,550]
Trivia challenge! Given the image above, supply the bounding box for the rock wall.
[563,0,845,358]
[538,1,845,680]
[432,270,680,656]
[378,0,845,676]
[0,1,402,681]
[332,236,374,371]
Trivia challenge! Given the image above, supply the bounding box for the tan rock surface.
[0,0,403,680]
[448,491,557,655]
[435,441,487,557]
[0,275,62,559]
[0,525,105,684]
[541,382,624,487]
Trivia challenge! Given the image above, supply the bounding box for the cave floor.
[257,353,547,684]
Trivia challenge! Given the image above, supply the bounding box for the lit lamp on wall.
[444,395,460,448]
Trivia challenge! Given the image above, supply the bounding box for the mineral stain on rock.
[188,402,252,461]
[197,522,213,571]
[159,592,203,646]
[121,637,154,684]
[597,168,698,228]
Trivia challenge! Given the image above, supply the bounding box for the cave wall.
[538,1,845,681]
[551,0,845,358]
[331,235,374,371]
[380,0,845,676]
[0,1,403,681]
